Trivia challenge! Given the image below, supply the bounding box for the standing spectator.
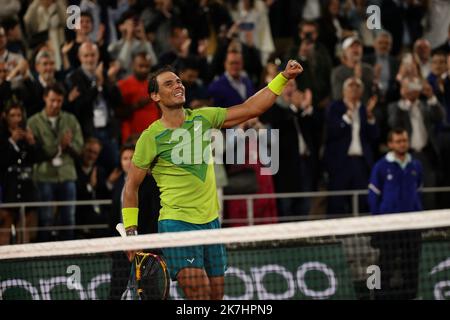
[24,0,67,71]
[65,42,121,173]
[260,80,318,219]
[1,16,27,56]
[380,0,427,56]
[156,25,190,68]
[289,20,333,110]
[0,61,13,113]
[324,77,379,216]
[208,50,255,107]
[61,11,108,72]
[435,24,450,54]
[0,0,21,22]
[75,138,113,239]
[0,26,29,89]
[27,83,84,241]
[363,31,400,145]
[413,38,432,79]
[140,0,181,56]
[368,128,422,300]
[108,143,160,300]
[108,11,157,78]
[178,57,211,108]
[177,0,233,60]
[331,36,375,104]
[228,0,275,65]
[209,25,263,87]
[387,76,445,209]
[0,103,42,243]
[423,0,450,50]
[19,50,63,118]
[363,31,399,103]
[117,52,160,144]
[317,0,354,63]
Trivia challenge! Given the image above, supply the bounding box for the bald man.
[65,41,122,173]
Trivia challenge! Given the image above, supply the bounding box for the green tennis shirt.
[132,107,228,224]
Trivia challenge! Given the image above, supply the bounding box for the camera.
[239,22,255,31]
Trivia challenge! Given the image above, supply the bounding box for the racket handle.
[116,223,127,238]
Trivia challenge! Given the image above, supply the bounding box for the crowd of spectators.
[0,0,450,244]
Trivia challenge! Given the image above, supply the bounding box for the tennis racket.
[116,223,170,300]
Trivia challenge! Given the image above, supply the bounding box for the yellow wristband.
[122,208,139,229]
[268,73,289,96]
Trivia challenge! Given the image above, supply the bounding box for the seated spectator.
[75,138,115,239]
[414,38,432,79]
[61,11,108,73]
[331,36,374,104]
[324,77,379,216]
[65,42,121,173]
[108,11,158,79]
[117,51,160,144]
[178,57,211,108]
[387,76,445,209]
[0,102,43,243]
[27,83,84,241]
[23,0,67,71]
[208,50,255,107]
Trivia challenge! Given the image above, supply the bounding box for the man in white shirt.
[387,76,445,209]
[324,77,379,216]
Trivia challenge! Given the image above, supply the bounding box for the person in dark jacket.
[65,42,122,174]
[108,143,161,300]
[0,102,44,243]
[324,77,379,216]
[368,128,423,300]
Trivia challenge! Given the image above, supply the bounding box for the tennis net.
[1,210,449,300]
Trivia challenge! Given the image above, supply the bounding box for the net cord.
[1,209,449,260]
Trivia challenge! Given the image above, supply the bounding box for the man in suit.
[208,50,255,107]
[65,42,122,173]
[260,80,318,218]
[324,77,379,216]
[363,31,399,103]
[387,76,445,209]
[19,50,67,117]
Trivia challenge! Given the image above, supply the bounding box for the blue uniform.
[368,152,423,215]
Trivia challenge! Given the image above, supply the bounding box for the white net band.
[1,209,449,260]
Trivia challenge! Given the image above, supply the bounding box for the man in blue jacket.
[368,128,422,300]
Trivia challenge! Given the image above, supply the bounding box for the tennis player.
[122,59,303,300]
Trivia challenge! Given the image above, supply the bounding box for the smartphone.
[239,22,255,31]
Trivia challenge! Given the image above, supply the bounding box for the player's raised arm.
[222,59,303,128]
